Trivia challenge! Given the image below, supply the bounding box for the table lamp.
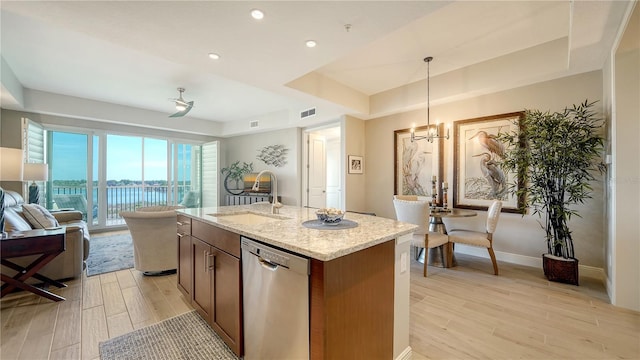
[0,147,24,238]
[23,163,48,204]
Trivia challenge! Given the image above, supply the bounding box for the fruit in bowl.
[316,208,345,225]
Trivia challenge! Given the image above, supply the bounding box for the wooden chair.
[447,200,502,275]
[393,198,448,277]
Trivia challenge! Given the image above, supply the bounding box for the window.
[31,128,205,229]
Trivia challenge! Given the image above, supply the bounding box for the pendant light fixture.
[411,56,450,143]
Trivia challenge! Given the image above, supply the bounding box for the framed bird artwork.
[453,112,524,213]
[394,124,444,204]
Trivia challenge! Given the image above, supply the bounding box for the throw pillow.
[21,204,60,229]
[4,208,33,232]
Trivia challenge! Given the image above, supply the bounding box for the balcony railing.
[51,185,191,225]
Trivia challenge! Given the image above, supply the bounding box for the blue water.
[52,187,177,205]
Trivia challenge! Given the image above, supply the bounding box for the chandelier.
[411,56,450,143]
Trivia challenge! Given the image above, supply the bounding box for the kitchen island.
[176,204,417,360]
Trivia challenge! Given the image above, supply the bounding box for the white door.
[325,138,341,209]
[308,133,326,208]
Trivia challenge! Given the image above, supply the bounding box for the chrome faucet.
[252,170,282,214]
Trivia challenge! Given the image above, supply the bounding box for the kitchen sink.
[209,212,288,225]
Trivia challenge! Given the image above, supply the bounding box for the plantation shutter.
[201,141,219,207]
[22,118,46,163]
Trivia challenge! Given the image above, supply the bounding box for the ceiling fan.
[168,87,194,118]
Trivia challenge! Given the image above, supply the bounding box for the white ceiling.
[0,1,633,137]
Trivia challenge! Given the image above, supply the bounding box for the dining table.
[422,208,477,268]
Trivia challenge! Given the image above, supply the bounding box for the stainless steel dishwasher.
[241,237,310,360]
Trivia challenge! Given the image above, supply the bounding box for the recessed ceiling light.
[208,53,220,60]
[251,9,264,20]
[305,40,317,48]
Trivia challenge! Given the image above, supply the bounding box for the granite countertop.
[177,204,417,261]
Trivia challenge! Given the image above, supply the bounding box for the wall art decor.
[256,144,288,167]
[394,124,443,204]
[348,155,363,174]
[453,112,523,212]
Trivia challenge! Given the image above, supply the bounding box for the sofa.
[2,190,90,280]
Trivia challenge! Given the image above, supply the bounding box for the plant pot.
[223,174,244,195]
[542,254,579,286]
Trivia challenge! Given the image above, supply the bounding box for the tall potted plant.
[498,100,605,285]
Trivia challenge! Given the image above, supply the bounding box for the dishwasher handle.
[258,257,279,271]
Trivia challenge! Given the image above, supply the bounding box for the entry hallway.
[1,253,638,359]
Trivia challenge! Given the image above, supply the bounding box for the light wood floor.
[1,253,638,360]
[1,267,192,360]
[409,253,640,359]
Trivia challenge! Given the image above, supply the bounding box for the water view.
[46,131,197,226]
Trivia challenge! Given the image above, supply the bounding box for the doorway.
[303,125,343,210]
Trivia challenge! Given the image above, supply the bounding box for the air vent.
[250,120,259,128]
[300,107,316,119]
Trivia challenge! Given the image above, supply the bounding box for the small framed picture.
[348,155,364,174]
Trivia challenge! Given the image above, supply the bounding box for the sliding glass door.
[42,129,204,230]
[48,132,92,222]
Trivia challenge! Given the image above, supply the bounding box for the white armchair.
[120,205,185,275]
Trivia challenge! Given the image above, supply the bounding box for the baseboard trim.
[395,346,412,360]
[454,245,606,284]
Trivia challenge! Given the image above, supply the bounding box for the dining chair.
[393,198,449,277]
[393,195,418,201]
[447,200,502,275]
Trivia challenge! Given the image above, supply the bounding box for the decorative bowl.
[316,209,345,225]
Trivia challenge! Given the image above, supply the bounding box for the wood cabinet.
[209,245,241,352]
[177,216,243,357]
[309,240,395,360]
[176,215,192,298]
[178,213,398,360]
[191,237,213,319]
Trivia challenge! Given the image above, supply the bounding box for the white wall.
[1,109,217,144]
[610,2,640,311]
[365,71,606,268]
[222,127,301,206]
[344,115,366,212]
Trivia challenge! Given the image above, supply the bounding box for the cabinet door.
[211,247,243,356]
[177,233,192,298]
[191,238,213,320]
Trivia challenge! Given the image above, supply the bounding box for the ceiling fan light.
[251,9,264,20]
[175,103,187,111]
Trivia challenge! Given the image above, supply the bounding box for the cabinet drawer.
[177,215,192,235]
[192,219,241,258]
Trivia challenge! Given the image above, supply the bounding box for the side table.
[1,228,67,301]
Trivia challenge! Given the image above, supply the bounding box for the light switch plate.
[400,252,407,273]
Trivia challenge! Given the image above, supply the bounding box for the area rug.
[86,232,134,276]
[99,310,238,360]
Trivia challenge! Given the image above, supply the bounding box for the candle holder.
[442,187,448,209]
[442,182,449,210]
[431,179,438,209]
